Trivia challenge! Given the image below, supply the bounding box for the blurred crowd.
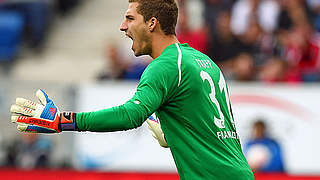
[0,133,53,169]
[2,0,320,83]
[176,0,320,83]
[98,0,320,82]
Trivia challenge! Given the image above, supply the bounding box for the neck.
[150,34,179,59]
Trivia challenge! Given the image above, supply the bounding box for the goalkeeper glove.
[10,89,77,133]
[146,113,168,148]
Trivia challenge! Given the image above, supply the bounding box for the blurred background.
[1,0,320,179]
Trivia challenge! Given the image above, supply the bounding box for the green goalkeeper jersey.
[77,43,254,180]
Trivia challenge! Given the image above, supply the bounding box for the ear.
[148,17,158,32]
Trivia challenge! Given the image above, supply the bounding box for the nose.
[120,21,127,32]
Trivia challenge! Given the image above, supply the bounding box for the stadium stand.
[0,11,24,61]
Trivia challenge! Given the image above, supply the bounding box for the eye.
[126,15,134,21]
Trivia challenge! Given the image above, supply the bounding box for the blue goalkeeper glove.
[146,113,168,148]
[10,89,77,133]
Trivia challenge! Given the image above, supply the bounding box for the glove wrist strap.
[59,112,78,131]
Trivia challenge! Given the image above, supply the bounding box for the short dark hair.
[129,0,178,35]
[253,120,266,130]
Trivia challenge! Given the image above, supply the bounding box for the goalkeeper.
[10,0,254,179]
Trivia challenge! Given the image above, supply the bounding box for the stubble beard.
[134,29,152,57]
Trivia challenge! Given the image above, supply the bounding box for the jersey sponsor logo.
[217,130,240,140]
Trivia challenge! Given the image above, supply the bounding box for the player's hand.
[146,114,168,148]
[10,89,77,133]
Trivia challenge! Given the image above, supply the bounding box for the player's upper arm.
[122,60,177,126]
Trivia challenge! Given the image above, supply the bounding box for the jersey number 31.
[200,70,235,129]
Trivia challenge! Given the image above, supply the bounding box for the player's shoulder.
[179,43,211,61]
[140,44,182,81]
[147,43,181,68]
[155,43,208,61]
[157,43,180,62]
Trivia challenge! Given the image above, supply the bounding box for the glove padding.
[10,89,76,133]
[146,114,168,148]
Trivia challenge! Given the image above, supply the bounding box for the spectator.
[55,0,82,16]
[237,18,275,67]
[244,120,285,172]
[203,0,234,34]
[97,42,150,81]
[230,53,256,81]
[307,0,320,32]
[282,23,320,81]
[207,10,242,72]
[230,0,280,35]
[5,133,52,169]
[258,56,301,82]
[277,0,313,31]
[176,4,208,53]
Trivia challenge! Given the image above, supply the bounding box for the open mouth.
[126,34,135,51]
[126,34,133,40]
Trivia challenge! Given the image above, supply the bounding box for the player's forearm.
[76,103,148,132]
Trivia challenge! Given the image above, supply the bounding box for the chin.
[132,48,139,56]
[133,45,151,57]
[134,49,145,57]
[134,52,144,57]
